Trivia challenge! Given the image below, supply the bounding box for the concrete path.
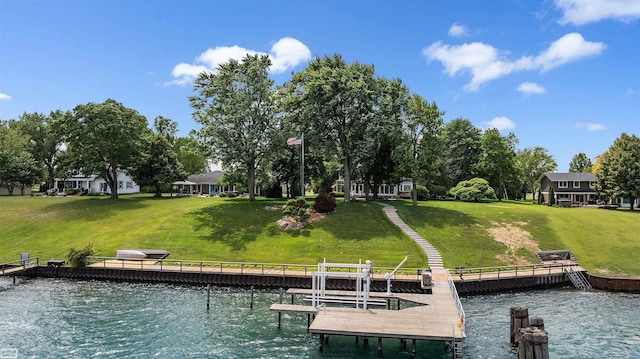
[377,202,444,269]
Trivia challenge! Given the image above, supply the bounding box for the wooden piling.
[206,284,211,311]
[510,306,529,346]
[516,327,549,359]
[377,337,383,353]
[250,286,254,311]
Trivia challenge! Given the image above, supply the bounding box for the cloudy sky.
[1,0,639,170]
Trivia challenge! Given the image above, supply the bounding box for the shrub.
[427,184,448,199]
[264,182,283,198]
[87,192,103,197]
[313,193,337,213]
[449,178,497,202]
[548,187,555,206]
[410,185,430,201]
[282,198,311,221]
[67,243,95,268]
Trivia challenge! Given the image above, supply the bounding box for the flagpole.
[300,133,304,198]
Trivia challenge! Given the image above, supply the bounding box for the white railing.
[447,270,466,336]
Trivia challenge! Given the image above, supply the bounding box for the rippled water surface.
[1,278,638,358]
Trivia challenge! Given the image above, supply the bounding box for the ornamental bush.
[449,178,497,202]
[67,243,94,268]
[313,193,337,213]
[282,198,310,221]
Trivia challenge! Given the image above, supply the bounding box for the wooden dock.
[270,267,465,357]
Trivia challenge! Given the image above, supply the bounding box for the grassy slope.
[0,195,426,268]
[2,196,638,276]
[393,200,640,276]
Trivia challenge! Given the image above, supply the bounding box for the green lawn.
[2,195,638,277]
[392,200,640,276]
[0,195,426,268]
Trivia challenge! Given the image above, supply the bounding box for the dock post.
[250,286,254,311]
[319,334,324,352]
[364,337,369,348]
[412,339,416,356]
[206,284,211,311]
[278,312,282,328]
[377,337,382,354]
[510,306,529,346]
[13,276,16,284]
[279,287,283,304]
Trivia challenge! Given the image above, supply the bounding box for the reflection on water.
[0,278,638,358]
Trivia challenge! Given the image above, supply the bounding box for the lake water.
[1,278,638,358]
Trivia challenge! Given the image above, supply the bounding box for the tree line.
[1,53,638,208]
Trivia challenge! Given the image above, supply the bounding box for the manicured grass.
[2,195,638,277]
[392,200,640,276]
[0,195,426,268]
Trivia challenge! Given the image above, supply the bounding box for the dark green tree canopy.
[595,133,640,210]
[516,146,557,197]
[61,99,150,199]
[449,177,497,202]
[475,129,519,200]
[442,118,481,187]
[130,133,186,197]
[568,152,593,173]
[191,54,277,201]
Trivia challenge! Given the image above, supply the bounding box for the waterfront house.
[186,171,237,195]
[539,172,598,207]
[54,171,140,195]
[334,178,414,199]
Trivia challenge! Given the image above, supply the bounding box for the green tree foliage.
[357,78,407,201]
[476,129,519,200]
[568,152,593,173]
[516,146,557,199]
[411,185,430,201]
[441,118,481,187]
[286,54,378,205]
[60,99,150,199]
[449,177,497,202]
[396,93,444,206]
[548,187,556,206]
[191,54,278,201]
[174,135,207,175]
[0,120,41,195]
[130,134,186,197]
[595,133,640,210]
[16,111,66,190]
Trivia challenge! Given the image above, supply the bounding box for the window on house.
[126,182,133,189]
[573,181,580,188]
[118,181,123,189]
[558,181,568,188]
[557,194,570,199]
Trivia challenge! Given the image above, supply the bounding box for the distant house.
[334,178,414,199]
[186,171,236,195]
[54,171,140,195]
[539,172,599,207]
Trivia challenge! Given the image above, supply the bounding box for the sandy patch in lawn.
[486,221,539,265]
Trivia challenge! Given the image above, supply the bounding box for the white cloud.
[167,37,311,86]
[517,82,546,96]
[423,32,605,91]
[576,122,607,131]
[448,23,469,37]
[555,0,640,25]
[534,33,606,72]
[0,93,11,101]
[485,116,516,131]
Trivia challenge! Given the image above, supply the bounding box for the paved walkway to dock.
[377,202,444,268]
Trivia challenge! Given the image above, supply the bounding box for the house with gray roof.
[186,171,236,195]
[539,172,599,207]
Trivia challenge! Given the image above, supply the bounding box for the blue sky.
[1,0,639,171]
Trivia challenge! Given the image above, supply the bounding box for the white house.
[54,170,140,195]
[334,178,414,199]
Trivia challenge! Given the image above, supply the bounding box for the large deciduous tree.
[0,120,41,195]
[397,93,444,206]
[17,110,66,190]
[174,135,207,175]
[595,133,640,210]
[61,99,149,199]
[516,147,557,199]
[191,54,277,201]
[358,78,407,201]
[568,152,593,173]
[286,54,378,204]
[476,129,519,200]
[130,117,186,197]
[441,118,481,187]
